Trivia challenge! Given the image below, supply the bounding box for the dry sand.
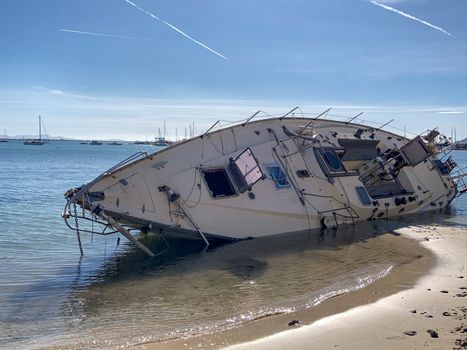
[133,224,466,350]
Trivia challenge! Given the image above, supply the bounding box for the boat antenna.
[298,108,332,134]
[39,115,41,141]
[279,106,299,120]
[346,112,363,125]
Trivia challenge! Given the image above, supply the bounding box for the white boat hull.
[65,117,459,243]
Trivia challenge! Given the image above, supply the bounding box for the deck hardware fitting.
[279,106,299,120]
[298,108,332,134]
[242,110,262,127]
[345,112,363,125]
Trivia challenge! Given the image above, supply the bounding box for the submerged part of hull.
[63,113,465,255]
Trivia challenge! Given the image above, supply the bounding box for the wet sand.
[131,223,466,350]
[222,224,467,350]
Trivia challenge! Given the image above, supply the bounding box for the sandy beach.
[132,222,466,350]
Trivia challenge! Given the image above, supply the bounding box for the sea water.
[0,141,465,350]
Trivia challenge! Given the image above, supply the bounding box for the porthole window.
[355,186,371,205]
[266,165,290,189]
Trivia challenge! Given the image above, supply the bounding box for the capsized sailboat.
[63,108,467,256]
[24,116,47,145]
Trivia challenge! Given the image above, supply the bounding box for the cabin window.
[355,186,371,205]
[323,150,344,171]
[202,168,237,198]
[266,165,290,189]
[228,148,263,192]
[315,147,346,174]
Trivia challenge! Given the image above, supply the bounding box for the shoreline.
[132,222,466,350]
[222,223,467,350]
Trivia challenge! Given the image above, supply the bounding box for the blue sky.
[0,0,466,140]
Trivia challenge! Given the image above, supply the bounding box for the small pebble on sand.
[403,331,417,336]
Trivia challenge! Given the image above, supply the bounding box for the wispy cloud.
[370,0,452,37]
[123,0,228,60]
[2,87,466,139]
[60,29,178,42]
[34,86,98,100]
[438,111,466,115]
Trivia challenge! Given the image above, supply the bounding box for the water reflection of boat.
[79,216,432,282]
[63,109,467,256]
[24,116,47,145]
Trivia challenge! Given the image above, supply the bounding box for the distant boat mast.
[39,115,42,141]
[24,115,47,145]
[0,128,7,142]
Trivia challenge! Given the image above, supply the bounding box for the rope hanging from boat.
[73,202,84,256]
[182,167,203,208]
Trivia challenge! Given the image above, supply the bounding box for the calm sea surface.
[0,141,466,350]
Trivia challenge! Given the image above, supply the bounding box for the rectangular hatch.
[228,148,263,192]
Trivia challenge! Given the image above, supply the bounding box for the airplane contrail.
[60,29,178,41]
[123,0,228,60]
[370,1,452,37]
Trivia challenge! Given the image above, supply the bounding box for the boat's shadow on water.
[62,208,459,305]
[6,208,461,322]
[74,207,463,285]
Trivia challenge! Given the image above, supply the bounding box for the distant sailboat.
[24,116,47,145]
[0,129,7,142]
[154,121,172,146]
